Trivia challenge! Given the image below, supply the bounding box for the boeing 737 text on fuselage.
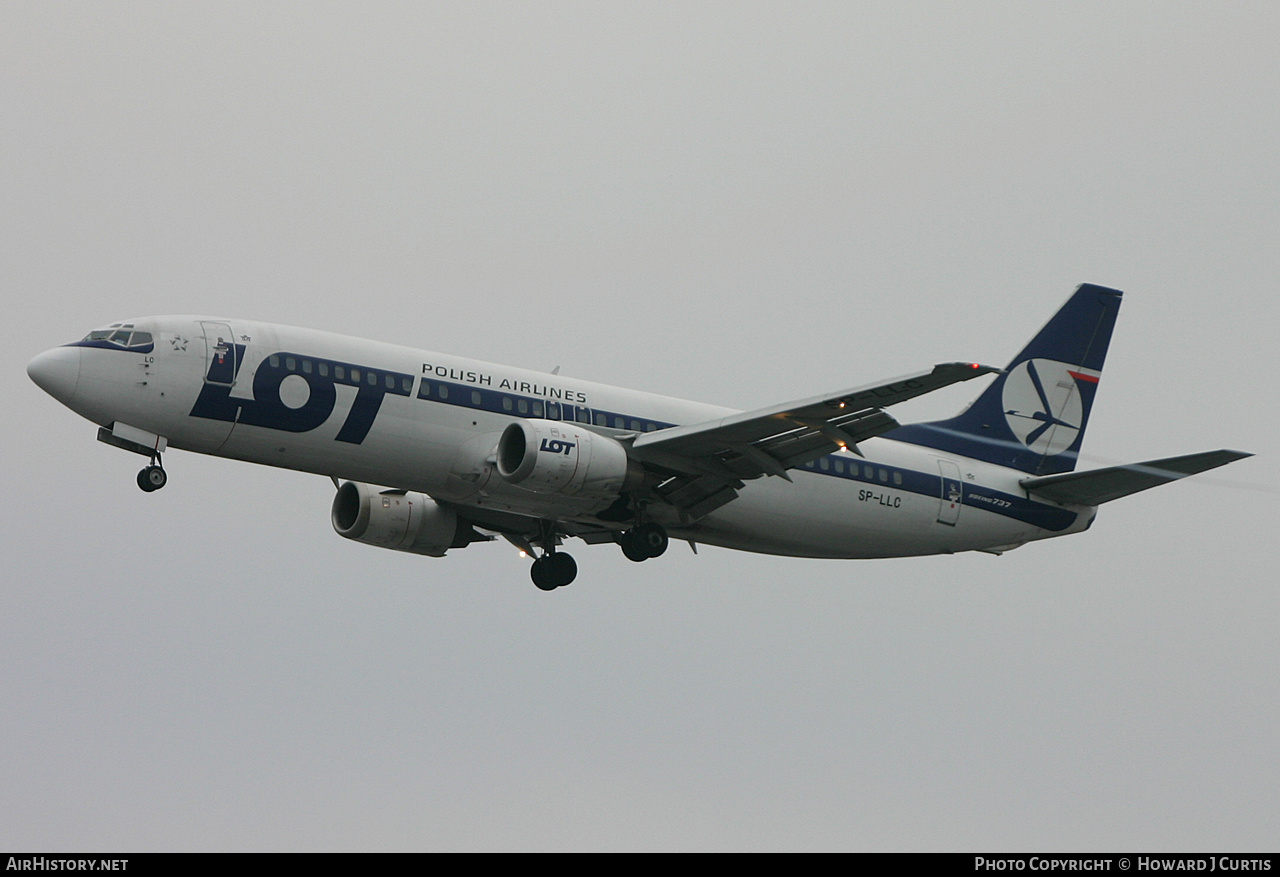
[27,284,1250,590]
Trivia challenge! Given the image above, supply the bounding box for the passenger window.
[646,423,656,432]
[319,363,329,377]
[385,374,395,389]
[630,420,640,431]
[438,385,449,400]
[595,412,607,426]
[269,355,280,368]
[577,408,590,424]
[367,371,377,385]
[834,460,844,474]
[546,402,560,420]
[350,368,361,383]
[471,390,482,406]
[334,365,345,380]
[613,416,624,429]
[402,377,413,392]
[517,399,529,415]
[879,468,889,482]
[819,457,829,471]
[285,357,296,371]
[532,400,544,418]
[302,359,312,374]
[893,472,903,485]
[502,397,513,411]
[418,380,431,398]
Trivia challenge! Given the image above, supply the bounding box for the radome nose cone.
[27,346,81,404]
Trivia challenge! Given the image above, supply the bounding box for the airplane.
[26,283,1250,590]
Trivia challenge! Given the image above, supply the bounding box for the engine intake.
[331,481,476,557]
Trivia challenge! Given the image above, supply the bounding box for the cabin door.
[937,459,964,526]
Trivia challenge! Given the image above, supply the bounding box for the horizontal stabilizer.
[1020,450,1252,506]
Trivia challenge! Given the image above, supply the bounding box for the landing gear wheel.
[137,465,167,492]
[636,523,668,558]
[620,530,650,562]
[548,552,576,587]
[619,523,668,561]
[531,552,577,590]
[531,558,558,591]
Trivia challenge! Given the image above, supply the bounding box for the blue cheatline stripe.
[792,456,1077,532]
[66,339,155,354]
[416,377,678,433]
[416,379,1079,532]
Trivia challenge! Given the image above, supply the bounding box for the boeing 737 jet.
[27,284,1249,590]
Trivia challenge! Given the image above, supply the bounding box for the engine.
[495,418,640,510]
[331,481,477,557]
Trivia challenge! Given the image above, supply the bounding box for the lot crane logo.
[1001,358,1096,457]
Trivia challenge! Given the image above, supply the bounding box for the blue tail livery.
[888,284,1122,475]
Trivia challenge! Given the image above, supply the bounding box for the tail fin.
[888,284,1122,475]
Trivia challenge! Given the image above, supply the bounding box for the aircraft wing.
[1020,449,1252,506]
[628,362,1000,518]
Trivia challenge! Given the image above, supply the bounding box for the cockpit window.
[80,323,153,351]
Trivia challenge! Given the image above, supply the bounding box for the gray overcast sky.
[3,2,1276,851]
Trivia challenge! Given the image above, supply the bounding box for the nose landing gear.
[136,457,167,492]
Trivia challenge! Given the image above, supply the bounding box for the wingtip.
[935,361,1004,378]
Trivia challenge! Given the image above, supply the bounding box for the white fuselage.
[34,316,1095,559]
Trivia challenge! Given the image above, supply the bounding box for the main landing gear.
[530,551,577,591]
[618,522,668,562]
[529,520,577,591]
[136,456,167,492]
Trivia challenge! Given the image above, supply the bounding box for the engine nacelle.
[331,481,475,557]
[495,418,639,505]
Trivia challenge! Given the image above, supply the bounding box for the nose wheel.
[136,460,167,492]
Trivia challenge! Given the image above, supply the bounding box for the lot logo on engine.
[540,438,576,455]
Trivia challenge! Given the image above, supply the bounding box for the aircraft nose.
[27,346,81,405]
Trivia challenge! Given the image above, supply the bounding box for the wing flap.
[1020,449,1252,506]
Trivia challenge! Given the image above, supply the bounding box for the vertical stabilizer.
[888,284,1122,475]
